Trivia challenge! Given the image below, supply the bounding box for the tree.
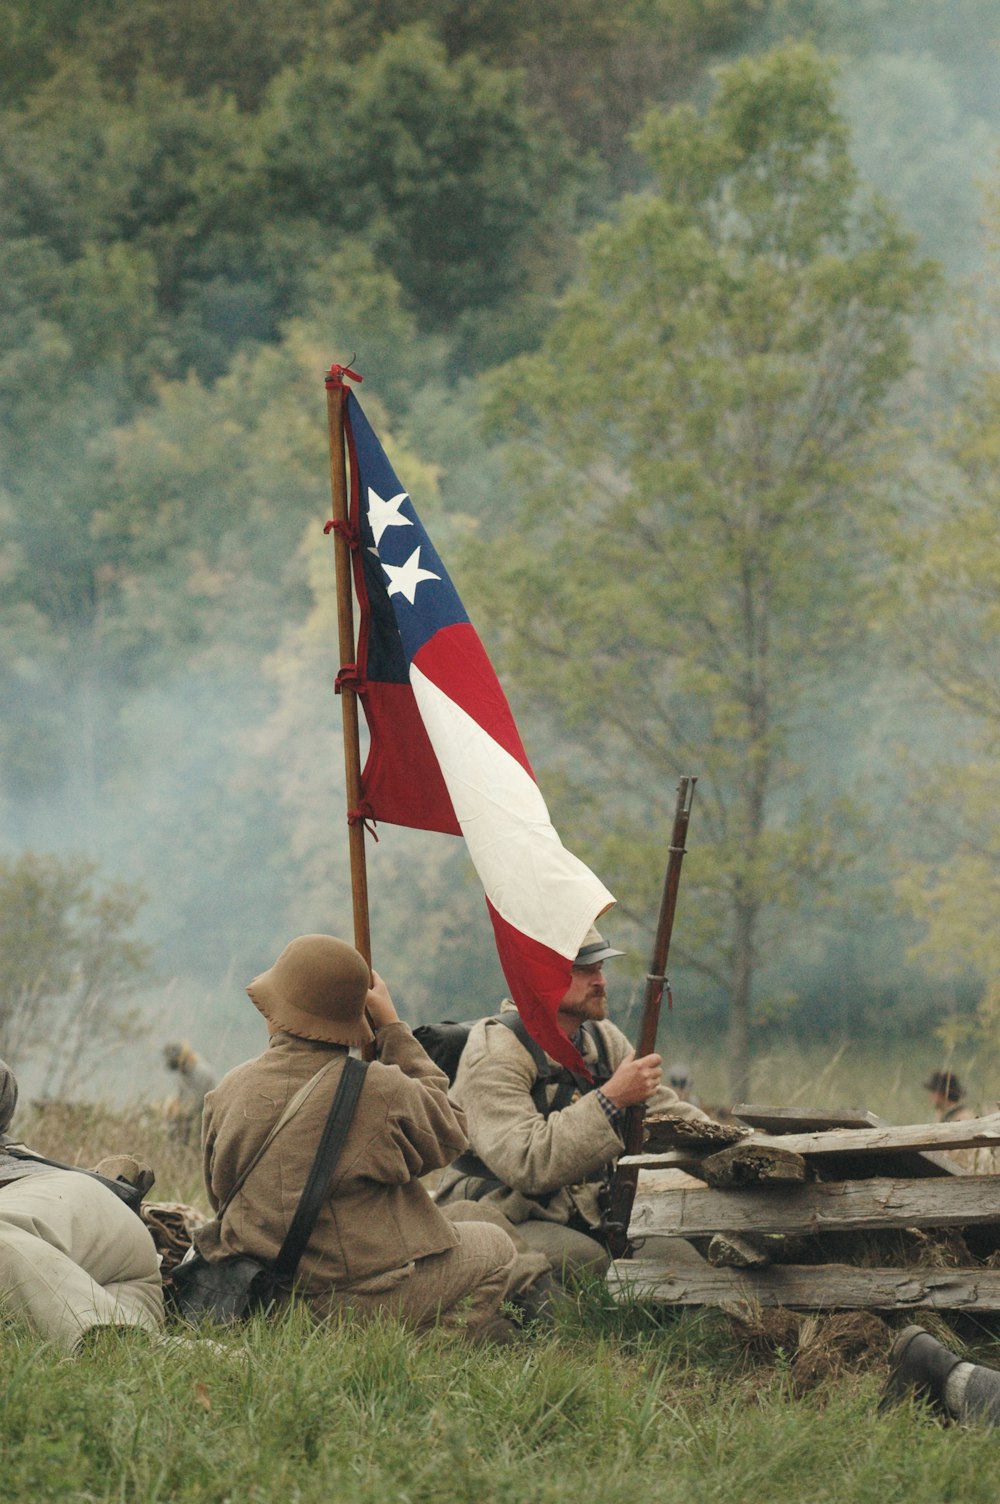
[257,26,578,327]
[466,44,938,1098]
[0,0,343,111]
[892,174,1000,1062]
[328,0,768,182]
[0,850,151,1096]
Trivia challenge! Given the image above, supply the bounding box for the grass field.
[4,1291,1000,1504]
[646,1031,999,1126]
[5,1064,1000,1503]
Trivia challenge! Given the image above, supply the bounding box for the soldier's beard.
[559,989,609,1024]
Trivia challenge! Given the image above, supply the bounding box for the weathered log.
[634,1153,717,1181]
[701,1142,810,1188]
[628,1173,1000,1240]
[729,1103,959,1180]
[622,1112,1000,1166]
[707,1232,776,1267]
[732,1105,880,1132]
[643,1115,750,1153]
[608,1259,1000,1311]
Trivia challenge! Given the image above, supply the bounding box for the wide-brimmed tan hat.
[247,935,373,1047]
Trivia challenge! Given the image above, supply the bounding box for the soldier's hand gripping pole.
[602,776,697,1259]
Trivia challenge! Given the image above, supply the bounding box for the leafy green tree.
[258,26,577,326]
[0,850,151,1096]
[892,177,1000,1058]
[0,61,273,382]
[0,243,421,787]
[329,0,768,181]
[467,44,938,1098]
[0,0,343,110]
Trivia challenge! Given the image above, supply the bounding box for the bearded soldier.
[435,926,710,1283]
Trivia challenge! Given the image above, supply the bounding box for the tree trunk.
[729,897,754,1104]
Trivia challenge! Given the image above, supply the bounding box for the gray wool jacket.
[435,1004,708,1229]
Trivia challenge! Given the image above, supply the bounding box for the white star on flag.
[367,487,412,548]
[382,547,441,605]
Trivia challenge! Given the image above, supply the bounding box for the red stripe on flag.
[413,624,534,780]
[486,898,590,1079]
[361,681,461,835]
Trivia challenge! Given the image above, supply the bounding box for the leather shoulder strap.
[217,1056,341,1222]
[496,1010,600,1111]
[271,1055,368,1283]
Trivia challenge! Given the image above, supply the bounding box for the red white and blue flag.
[340,389,615,1074]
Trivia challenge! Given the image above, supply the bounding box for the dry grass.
[17,1099,207,1210]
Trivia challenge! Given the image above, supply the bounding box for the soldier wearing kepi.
[435,926,710,1283]
[195,934,518,1342]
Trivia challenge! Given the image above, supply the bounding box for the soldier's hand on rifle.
[602,1049,662,1109]
[365,970,400,1029]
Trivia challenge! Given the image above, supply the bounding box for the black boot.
[880,1325,963,1414]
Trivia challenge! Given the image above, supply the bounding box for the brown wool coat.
[436,1003,709,1229]
[195,1023,467,1291]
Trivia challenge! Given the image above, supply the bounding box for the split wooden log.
[643,1114,751,1154]
[729,1103,959,1179]
[731,1105,880,1132]
[608,1259,1000,1311]
[628,1173,1000,1241]
[707,1232,780,1268]
[701,1141,810,1188]
[622,1112,1000,1167]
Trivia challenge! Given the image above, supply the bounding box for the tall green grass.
[662,1032,999,1124]
[2,1299,999,1504]
[5,1060,1000,1504]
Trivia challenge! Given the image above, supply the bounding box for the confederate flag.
[338,389,615,1075]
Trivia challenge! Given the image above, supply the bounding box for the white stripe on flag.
[410,664,615,958]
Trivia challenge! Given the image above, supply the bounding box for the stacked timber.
[608,1107,1000,1312]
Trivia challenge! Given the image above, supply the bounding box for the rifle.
[602,775,697,1259]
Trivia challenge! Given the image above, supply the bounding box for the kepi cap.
[574,926,624,966]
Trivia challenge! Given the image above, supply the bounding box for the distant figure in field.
[924,1069,973,1124]
[923,1068,980,1172]
[163,1040,217,1142]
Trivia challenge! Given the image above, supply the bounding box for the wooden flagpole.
[324,364,372,966]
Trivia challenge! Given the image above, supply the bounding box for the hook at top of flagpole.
[325,358,363,388]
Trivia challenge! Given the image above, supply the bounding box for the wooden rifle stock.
[603,776,697,1258]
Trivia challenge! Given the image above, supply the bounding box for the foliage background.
[0,0,999,1105]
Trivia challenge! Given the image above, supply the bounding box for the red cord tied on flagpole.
[325,359,363,389]
[323,517,360,549]
[347,801,379,841]
[335,663,365,695]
